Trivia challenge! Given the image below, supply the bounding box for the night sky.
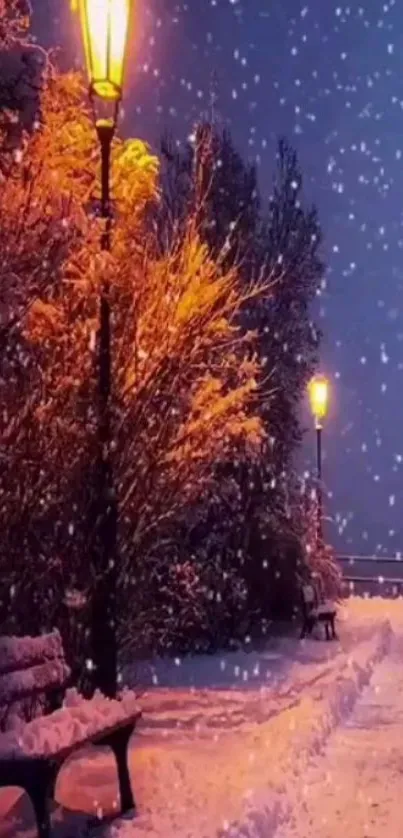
[32,0,403,557]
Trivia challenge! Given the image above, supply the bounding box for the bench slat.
[0,630,64,677]
[0,699,141,761]
[0,658,71,707]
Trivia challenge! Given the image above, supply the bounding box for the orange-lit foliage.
[0,27,267,634]
[0,0,30,47]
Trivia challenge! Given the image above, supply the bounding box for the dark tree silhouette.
[161,127,323,474]
[160,124,325,622]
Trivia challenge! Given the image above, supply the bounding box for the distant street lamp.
[308,374,329,544]
[74,0,132,697]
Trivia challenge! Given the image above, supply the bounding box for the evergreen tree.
[160,124,325,622]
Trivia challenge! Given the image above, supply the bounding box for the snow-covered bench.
[0,630,141,838]
[300,582,338,641]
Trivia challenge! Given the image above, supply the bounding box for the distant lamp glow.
[308,374,329,428]
[76,0,131,102]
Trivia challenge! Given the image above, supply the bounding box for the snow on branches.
[0,54,267,645]
[299,482,342,601]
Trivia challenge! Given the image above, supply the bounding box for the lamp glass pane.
[309,376,328,419]
[109,0,130,92]
[79,0,130,99]
[80,0,108,86]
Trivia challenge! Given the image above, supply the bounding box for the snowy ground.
[0,597,399,837]
[281,626,403,838]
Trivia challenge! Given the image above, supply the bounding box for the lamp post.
[75,0,131,697]
[308,374,329,546]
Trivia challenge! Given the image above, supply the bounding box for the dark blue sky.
[33,0,403,556]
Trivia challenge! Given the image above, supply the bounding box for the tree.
[0,27,269,683]
[254,138,323,469]
[160,125,260,270]
[0,0,46,175]
[160,124,325,621]
[161,126,323,472]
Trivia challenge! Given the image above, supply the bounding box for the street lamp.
[308,374,329,544]
[78,0,131,103]
[74,0,131,697]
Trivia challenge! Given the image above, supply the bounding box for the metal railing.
[337,554,403,563]
[337,554,403,597]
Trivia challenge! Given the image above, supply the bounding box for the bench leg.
[323,617,338,641]
[30,787,51,838]
[302,616,317,639]
[301,617,313,638]
[25,764,56,838]
[102,724,136,813]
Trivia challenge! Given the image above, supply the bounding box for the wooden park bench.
[300,582,338,641]
[0,629,141,838]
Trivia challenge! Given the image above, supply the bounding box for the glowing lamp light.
[75,0,131,101]
[308,375,329,427]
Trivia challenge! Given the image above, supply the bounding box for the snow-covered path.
[0,599,398,837]
[283,630,403,838]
